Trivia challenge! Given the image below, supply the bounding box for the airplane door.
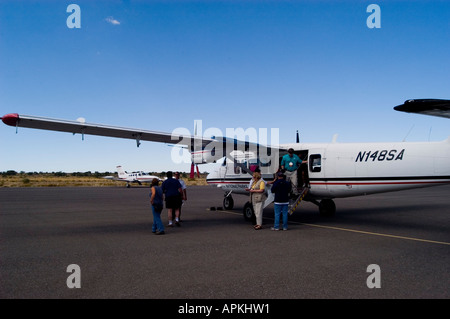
[219,158,228,183]
[222,158,250,195]
[307,148,328,196]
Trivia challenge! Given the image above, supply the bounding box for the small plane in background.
[103,165,163,188]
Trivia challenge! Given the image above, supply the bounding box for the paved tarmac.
[0,184,449,299]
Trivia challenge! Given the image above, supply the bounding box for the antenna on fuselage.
[296,130,299,143]
[402,124,415,142]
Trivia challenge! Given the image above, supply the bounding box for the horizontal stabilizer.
[394,99,450,119]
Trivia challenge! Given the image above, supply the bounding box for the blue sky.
[1,0,449,173]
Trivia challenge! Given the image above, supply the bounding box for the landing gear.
[318,199,336,217]
[243,202,255,223]
[223,194,234,210]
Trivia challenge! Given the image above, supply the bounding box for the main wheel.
[223,196,234,210]
[319,199,336,217]
[243,202,255,223]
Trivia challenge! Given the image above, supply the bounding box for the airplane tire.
[223,196,234,210]
[243,202,255,223]
[319,199,336,217]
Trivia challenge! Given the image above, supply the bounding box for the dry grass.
[0,175,208,188]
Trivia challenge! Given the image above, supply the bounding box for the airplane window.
[309,154,321,172]
[260,160,271,167]
[234,164,241,174]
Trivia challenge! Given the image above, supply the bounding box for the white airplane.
[2,99,450,220]
[103,165,162,188]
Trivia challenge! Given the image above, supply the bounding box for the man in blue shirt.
[280,148,307,194]
[270,172,292,231]
[162,171,182,227]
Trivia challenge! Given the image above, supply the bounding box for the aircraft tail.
[116,166,127,178]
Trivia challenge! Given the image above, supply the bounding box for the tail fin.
[116,166,127,178]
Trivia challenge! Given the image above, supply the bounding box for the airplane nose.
[1,113,19,126]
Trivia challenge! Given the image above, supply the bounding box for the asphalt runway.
[0,184,449,299]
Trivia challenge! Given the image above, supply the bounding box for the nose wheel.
[223,194,234,210]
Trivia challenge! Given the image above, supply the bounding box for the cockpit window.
[234,162,241,174]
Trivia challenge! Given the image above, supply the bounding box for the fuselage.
[119,172,160,183]
[206,139,450,199]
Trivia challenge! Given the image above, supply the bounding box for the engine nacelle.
[189,139,225,164]
[191,148,218,164]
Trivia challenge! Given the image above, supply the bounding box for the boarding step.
[288,187,309,215]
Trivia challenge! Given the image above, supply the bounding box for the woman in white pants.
[246,172,266,230]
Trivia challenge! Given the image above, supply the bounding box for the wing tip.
[1,113,19,126]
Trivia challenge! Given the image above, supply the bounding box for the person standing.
[247,167,265,189]
[174,172,187,222]
[161,171,182,227]
[280,148,307,194]
[245,171,266,230]
[270,172,292,231]
[150,178,165,235]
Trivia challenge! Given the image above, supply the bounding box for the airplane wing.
[394,99,450,119]
[1,113,282,166]
[0,113,210,148]
[102,176,122,181]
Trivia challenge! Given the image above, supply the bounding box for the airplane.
[2,98,450,221]
[103,165,163,188]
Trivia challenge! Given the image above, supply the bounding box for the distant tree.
[54,171,67,177]
[3,170,17,176]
